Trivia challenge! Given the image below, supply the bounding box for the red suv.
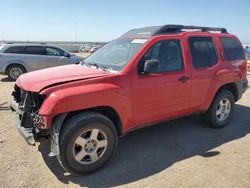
[11,25,248,175]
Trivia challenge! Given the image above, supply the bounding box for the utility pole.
[75,22,77,43]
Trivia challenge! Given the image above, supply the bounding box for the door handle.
[178,76,189,82]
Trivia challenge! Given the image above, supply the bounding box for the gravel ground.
[0,73,250,188]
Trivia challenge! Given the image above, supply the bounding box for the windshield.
[84,38,148,71]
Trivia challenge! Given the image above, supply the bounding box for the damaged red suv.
[11,25,248,175]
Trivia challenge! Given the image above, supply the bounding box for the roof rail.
[154,25,227,35]
[5,42,47,45]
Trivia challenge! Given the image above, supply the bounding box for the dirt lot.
[0,73,250,188]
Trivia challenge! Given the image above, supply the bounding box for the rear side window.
[25,46,45,55]
[189,37,217,68]
[4,46,25,54]
[220,37,244,61]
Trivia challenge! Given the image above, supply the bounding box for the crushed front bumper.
[10,97,36,145]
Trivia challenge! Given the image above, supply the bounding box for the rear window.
[220,37,244,61]
[4,46,25,54]
[25,46,45,55]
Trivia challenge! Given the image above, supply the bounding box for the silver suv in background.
[0,43,83,80]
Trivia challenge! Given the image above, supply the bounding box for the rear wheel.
[57,112,118,175]
[6,64,26,80]
[205,90,235,128]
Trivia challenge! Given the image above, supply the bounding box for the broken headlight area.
[12,85,45,112]
[11,85,49,144]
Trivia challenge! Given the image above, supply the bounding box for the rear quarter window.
[220,37,244,61]
[4,46,25,54]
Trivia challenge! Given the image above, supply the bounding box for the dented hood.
[16,64,108,92]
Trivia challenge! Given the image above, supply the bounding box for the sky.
[0,0,250,43]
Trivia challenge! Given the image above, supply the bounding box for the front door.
[45,47,70,68]
[132,38,190,127]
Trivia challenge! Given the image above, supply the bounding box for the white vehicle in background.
[90,46,98,53]
[0,43,84,80]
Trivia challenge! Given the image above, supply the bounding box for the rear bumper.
[242,79,248,93]
[247,61,250,68]
[235,78,248,101]
[0,64,5,73]
[10,97,35,145]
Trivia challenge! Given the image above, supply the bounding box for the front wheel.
[57,112,118,175]
[205,90,235,128]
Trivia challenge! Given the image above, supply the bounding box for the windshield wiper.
[80,61,112,72]
[87,63,112,72]
[80,60,88,66]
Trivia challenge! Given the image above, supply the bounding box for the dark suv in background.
[0,43,83,80]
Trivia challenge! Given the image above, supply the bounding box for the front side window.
[25,46,45,55]
[84,38,147,71]
[46,47,63,56]
[138,39,183,73]
[220,37,244,61]
[189,37,217,68]
[4,46,25,54]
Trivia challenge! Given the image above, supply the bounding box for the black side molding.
[235,79,248,101]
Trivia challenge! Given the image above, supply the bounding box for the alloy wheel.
[216,98,231,122]
[73,128,108,164]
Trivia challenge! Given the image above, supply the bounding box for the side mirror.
[143,59,160,74]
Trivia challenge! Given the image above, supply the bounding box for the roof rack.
[119,25,228,39]
[153,25,227,35]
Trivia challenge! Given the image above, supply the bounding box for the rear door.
[21,46,47,71]
[187,35,220,111]
[1,46,24,68]
[45,47,70,68]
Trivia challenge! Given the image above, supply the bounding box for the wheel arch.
[5,62,27,74]
[214,82,238,102]
[52,106,123,137]
[49,106,123,157]
[64,106,123,136]
[205,82,238,112]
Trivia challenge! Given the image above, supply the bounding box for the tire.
[57,112,118,175]
[205,90,235,128]
[6,64,26,81]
